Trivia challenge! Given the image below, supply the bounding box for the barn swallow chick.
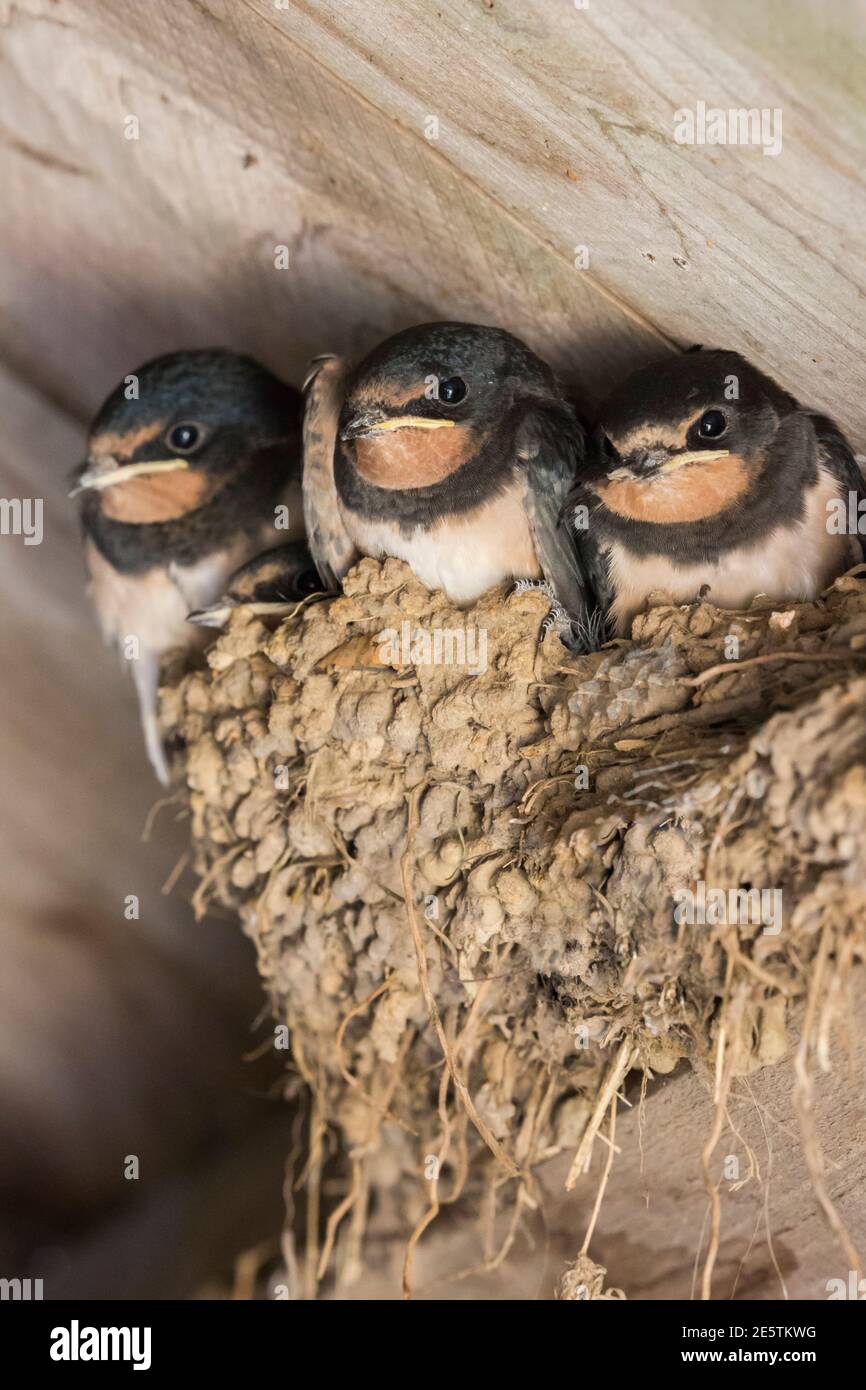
[187,540,323,628]
[302,324,601,645]
[72,349,304,783]
[570,349,866,636]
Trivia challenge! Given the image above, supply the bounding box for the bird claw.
[511,578,573,642]
[511,578,607,653]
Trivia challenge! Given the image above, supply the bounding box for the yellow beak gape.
[70,457,190,497]
[370,416,456,433]
[658,448,730,473]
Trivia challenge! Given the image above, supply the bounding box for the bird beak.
[656,448,730,472]
[340,411,456,442]
[606,446,729,481]
[69,456,190,498]
[187,603,232,629]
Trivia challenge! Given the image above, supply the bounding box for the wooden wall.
[0,364,290,1294]
[5,0,864,432]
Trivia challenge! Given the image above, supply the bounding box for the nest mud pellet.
[163,558,866,1296]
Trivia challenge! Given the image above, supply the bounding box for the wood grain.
[1,0,662,421]
[269,0,866,433]
[4,0,862,431]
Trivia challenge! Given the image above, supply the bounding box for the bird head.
[338,322,559,489]
[593,349,799,523]
[187,541,323,628]
[71,350,300,524]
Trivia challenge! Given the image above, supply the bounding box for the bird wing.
[83,538,178,783]
[131,648,171,786]
[302,355,358,589]
[809,412,866,563]
[516,402,608,650]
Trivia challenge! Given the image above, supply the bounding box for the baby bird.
[569,349,866,636]
[72,349,304,782]
[187,541,323,628]
[302,323,601,644]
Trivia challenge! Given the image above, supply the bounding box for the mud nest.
[163,558,866,1296]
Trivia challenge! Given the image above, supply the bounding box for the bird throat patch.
[100,468,213,523]
[352,423,475,490]
[597,453,751,523]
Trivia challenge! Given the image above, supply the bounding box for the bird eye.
[296,569,321,596]
[697,410,727,440]
[438,376,467,404]
[167,422,202,453]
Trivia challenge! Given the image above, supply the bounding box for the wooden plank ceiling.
[2,0,863,433]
